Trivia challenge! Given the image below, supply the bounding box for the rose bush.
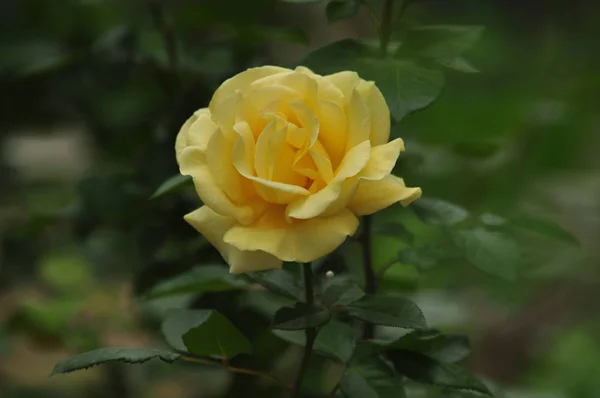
[176,66,421,273]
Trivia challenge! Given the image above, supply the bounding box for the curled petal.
[185,206,282,274]
[317,100,347,168]
[348,175,422,216]
[175,108,216,163]
[325,71,360,100]
[360,138,405,180]
[223,208,359,263]
[233,122,309,205]
[286,140,371,220]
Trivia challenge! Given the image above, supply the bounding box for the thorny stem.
[361,215,377,339]
[292,263,317,397]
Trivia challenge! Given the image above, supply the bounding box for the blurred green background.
[1,0,598,397]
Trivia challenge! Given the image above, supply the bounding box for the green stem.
[361,215,376,339]
[179,355,285,386]
[292,263,317,397]
[379,0,395,55]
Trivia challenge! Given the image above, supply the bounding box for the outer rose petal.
[223,208,359,263]
[185,207,283,274]
[209,66,290,112]
[179,147,259,224]
[348,175,422,216]
[175,108,216,163]
[355,80,391,146]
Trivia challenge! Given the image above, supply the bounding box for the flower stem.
[292,263,317,397]
[361,215,377,339]
[379,0,395,55]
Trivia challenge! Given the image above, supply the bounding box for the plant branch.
[179,354,286,386]
[379,0,395,54]
[292,263,317,397]
[361,215,377,339]
[375,258,398,282]
[147,0,179,92]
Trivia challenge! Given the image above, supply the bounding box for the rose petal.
[223,207,359,263]
[286,140,371,219]
[348,175,422,216]
[185,206,282,274]
[360,138,405,180]
[180,147,258,224]
[356,80,391,146]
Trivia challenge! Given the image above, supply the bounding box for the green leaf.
[281,0,322,3]
[145,265,242,299]
[273,320,356,363]
[326,0,362,22]
[151,174,192,199]
[346,294,427,329]
[389,351,492,396]
[304,39,445,120]
[412,198,469,225]
[510,216,579,246]
[271,303,331,330]
[322,277,365,307]
[401,25,484,60]
[162,309,251,358]
[455,227,520,280]
[340,356,406,398]
[52,348,179,375]
[182,311,252,358]
[386,330,471,363]
[437,57,480,73]
[244,269,304,301]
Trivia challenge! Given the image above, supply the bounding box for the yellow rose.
[176,66,421,273]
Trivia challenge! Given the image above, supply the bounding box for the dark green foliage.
[346,294,427,329]
[52,348,179,375]
[271,302,332,330]
[326,0,363,22]
[339,356,406,398]
[388,351,492,396]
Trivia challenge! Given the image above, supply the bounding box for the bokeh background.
[1,0,599,397]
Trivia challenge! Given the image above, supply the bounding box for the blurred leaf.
[39,251,92,293]
[326,0,362,22]
[437,57,480,73]
[346,294,427,329]
[151,174,192,199]
[373,223,414,243]
[322,277,365,307]
[398,248,437,270]
[455,227,521,280]
[281,0,322,2]
[340,356,406,397]
[386,330,471,363]
[510,216,579,246]
[400,25,484,60]
[183,311,252,358]
[273,320,357,363]
[0,40,74,77]
[304,39,445,120]
[266,26,310,45]
[413,198,469,226]
[271,303,331,330]
[244,269,304,301]
[52,348,179,374]
[389,351,492,396]
[145,265,242,299]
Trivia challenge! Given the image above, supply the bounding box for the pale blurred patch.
[3,128,91,181]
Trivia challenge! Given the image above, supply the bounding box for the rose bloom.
[176,66,421,273]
